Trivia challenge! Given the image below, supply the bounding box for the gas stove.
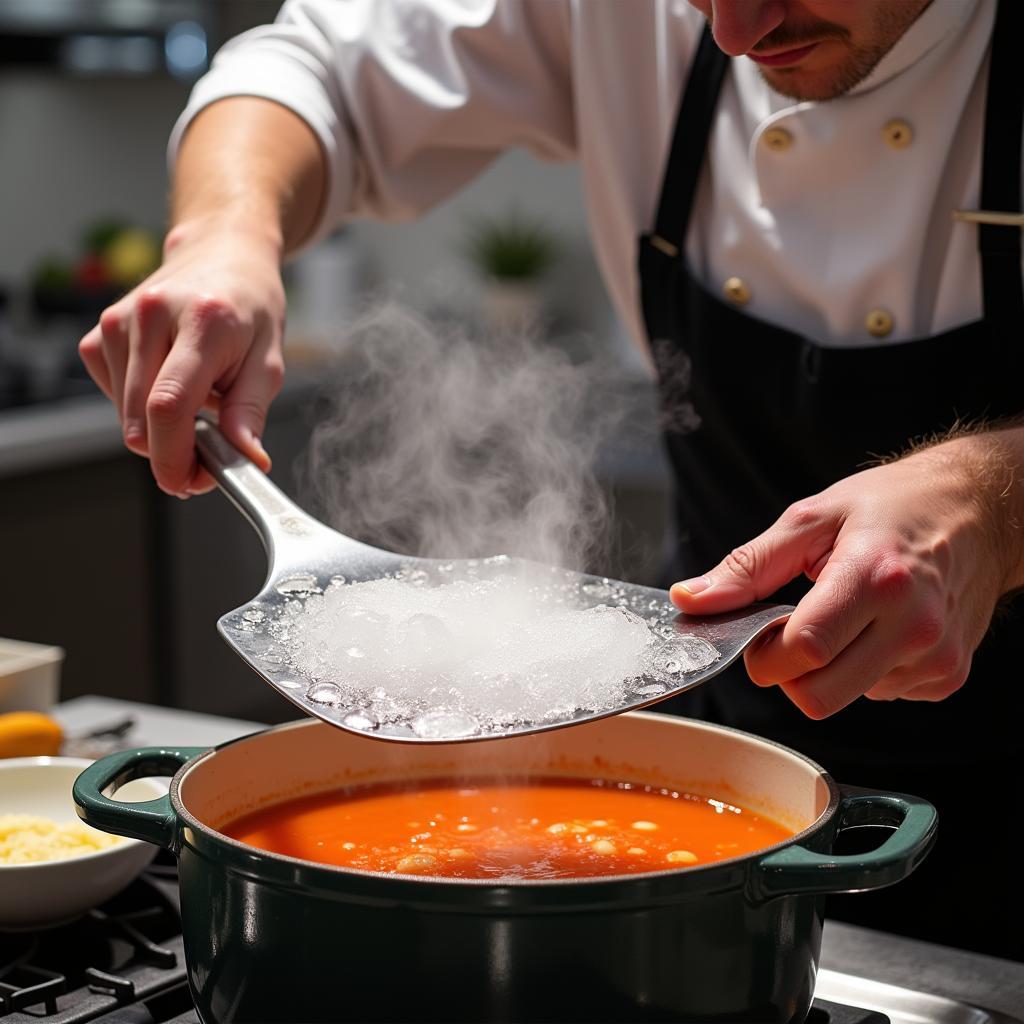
[2,697,1018,1024]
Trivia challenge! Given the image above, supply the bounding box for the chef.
[79,0,1023,959]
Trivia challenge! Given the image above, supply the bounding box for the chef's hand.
[669,434,1024,718]
[78,221,285,496]
[78,96,325,496]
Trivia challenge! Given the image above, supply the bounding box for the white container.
[287,229,362,354]
[0,638,64,713]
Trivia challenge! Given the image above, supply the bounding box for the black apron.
[639,1,1024,960]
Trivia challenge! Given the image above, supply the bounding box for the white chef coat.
[170,0,1010,352]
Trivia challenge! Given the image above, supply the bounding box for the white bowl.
[0,756,163,929]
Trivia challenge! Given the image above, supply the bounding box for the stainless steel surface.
[815,968,1023,1024]
[195,418,792,743]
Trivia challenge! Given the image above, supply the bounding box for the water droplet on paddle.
[307,682,343,705]
[342,709,379,731]
[411,710,479,739]
[276,574,320,597]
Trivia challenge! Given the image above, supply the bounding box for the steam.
[255,305,721,740]
[650,340,701,436]
[299,303,624,570]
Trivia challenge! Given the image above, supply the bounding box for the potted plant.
[463,211,559,329]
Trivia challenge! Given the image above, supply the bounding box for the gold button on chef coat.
[882,119,913,149]
[762,126,793,152]
[723,276,752,305]
[866,308,894,337]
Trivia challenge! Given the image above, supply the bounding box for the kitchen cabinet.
[0,453,157,705]
[0,0,282,76]
[0,380,321,722]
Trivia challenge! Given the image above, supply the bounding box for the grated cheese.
[0,814,123,865]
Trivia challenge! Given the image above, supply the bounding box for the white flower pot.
[481,279,544,331]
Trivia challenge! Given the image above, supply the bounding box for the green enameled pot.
[74,712,936,1023]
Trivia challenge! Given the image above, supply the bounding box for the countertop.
[0,392,123,478]
[53,696,1024,1022]
[818,925,1024,1021]
[0,358,324,479]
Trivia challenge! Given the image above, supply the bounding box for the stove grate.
[0,859,186,1024]
[0,956,64,1016]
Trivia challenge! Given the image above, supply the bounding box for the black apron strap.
[979,0,1024,327]
[650,25,729,256]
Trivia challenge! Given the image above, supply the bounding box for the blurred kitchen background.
[0,0,671,723]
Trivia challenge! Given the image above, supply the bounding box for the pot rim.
[168,712,842,891]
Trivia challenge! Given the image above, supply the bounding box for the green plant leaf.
[463,212,559,280]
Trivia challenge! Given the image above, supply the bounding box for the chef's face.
[687,0,932,100]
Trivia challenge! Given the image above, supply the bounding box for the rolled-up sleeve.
[169,0,575,248]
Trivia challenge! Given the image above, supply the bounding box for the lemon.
[102,228,160,286]
[0,712,63,758]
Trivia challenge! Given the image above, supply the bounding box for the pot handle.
[73,746,206,853]
[749,784,938,903]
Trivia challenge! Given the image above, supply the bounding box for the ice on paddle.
[264,567,720,736]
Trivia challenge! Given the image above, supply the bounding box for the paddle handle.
[194,418,330,571]
[193,418,392,584]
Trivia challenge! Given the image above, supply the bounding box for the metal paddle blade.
[196,420,793,743]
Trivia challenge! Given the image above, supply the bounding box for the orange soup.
[224,778,793,880]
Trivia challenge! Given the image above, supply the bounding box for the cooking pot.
[73,712,936,1023]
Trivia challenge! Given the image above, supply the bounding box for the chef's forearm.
[168,96,328,258]
[920,424,1024,593]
